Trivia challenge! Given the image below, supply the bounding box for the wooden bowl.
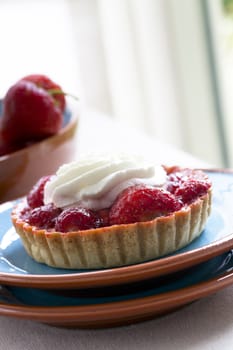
[0,102,78,203]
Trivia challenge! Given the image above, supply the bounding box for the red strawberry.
[97,208,110,227]
[27,175,52,209]
[55,207,102,232]
[27,204,61,229]
[0,129,19,156]
[20,74,66,113]
[166,168,211,199]
[1,80,63,143]
[174,180,211,204]
[109,185,183,225]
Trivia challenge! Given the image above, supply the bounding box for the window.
[0,0,231,167]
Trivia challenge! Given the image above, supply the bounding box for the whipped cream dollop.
[44,154,167,210]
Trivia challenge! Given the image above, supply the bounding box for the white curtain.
[94,0,224,166]
[97,0,183,146]
[206,0,233,167]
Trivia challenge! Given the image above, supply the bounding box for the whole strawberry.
[1,79,63,143]
[0,129,18,156]
[20,74,66,113]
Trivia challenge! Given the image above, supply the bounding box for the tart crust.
[11,189,212,269]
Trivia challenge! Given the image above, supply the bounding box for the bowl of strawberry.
[0,74,78,203]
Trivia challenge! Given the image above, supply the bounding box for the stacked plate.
[1,170,233,328]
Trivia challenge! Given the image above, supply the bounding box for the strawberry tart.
[12,154,212,269]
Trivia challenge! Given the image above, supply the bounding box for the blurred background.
[0,0,232,167]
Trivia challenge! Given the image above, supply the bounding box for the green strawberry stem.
[47,88,79,101]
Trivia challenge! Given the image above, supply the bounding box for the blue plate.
[3,250,233,307]
[1,170,233,289]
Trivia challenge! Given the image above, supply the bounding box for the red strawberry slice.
[27,204,61,229]
[55,207,102,232]
[109,185,183,225]
[27,175,52,209]
[174,180,211,204]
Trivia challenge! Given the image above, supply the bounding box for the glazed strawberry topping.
[27,204,61,229]
[166,168,211,203]
[23,167,211,231]
[55,207,102,232]
[109,185,182,225]
[27,175,51,209]
[174,180,211,204]
[97,208,110,227]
